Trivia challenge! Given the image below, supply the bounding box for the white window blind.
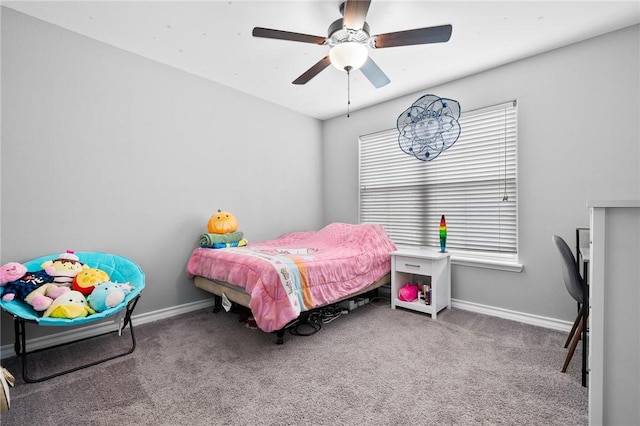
[359,100,517,254]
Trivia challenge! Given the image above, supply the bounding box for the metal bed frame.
[194,273,390,345]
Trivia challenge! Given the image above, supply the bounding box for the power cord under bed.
[287,304,346,337]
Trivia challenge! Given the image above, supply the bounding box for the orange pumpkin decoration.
[207,210,239,234]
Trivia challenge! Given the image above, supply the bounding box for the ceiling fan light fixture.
[329,42,368,71]
[253,0,453,88]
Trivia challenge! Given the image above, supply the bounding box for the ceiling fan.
[252,0,453,88]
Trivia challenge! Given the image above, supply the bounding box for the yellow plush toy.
[43,290,95,318]
[73,268,110,296]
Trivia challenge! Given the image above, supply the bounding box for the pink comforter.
[186,222,397,332]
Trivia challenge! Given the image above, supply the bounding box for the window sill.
[451,253,523,272]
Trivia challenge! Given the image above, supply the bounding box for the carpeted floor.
[0,300,588,425]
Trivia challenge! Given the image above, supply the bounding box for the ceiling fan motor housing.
[327,18,371,47]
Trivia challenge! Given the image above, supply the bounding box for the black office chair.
[552,235,587,373]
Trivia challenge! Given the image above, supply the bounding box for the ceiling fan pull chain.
[346,66,352,117]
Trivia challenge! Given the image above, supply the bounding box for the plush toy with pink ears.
[1,262,57,304]
[0,262,28,301]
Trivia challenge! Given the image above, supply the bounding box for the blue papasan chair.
[0,252,145,383]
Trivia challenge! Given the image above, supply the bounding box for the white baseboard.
[0,299,216,360]
[1,297,571,360]
[452,298,573,333]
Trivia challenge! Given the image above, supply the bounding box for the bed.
[186,222,397,343]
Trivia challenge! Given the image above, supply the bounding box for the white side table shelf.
[390,248,451,319]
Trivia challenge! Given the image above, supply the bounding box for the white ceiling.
[3,0,639,120]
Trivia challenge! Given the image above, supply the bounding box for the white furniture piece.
[588,200,640,426]
[390,248,451,318]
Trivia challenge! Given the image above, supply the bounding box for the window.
[359,101,518,266]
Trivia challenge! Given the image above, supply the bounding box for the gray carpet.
[0,301,587,425]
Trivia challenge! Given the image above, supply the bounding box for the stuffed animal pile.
[0,250,133,319]
[199,210,248,249]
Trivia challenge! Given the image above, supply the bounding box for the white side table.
[390,248,451,319]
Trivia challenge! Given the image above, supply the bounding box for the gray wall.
[322,24,640,324]
[1,6,638,348]
[1,9,323,345]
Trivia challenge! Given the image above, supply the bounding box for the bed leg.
[275,329,285,345]
[212,295,222,313]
